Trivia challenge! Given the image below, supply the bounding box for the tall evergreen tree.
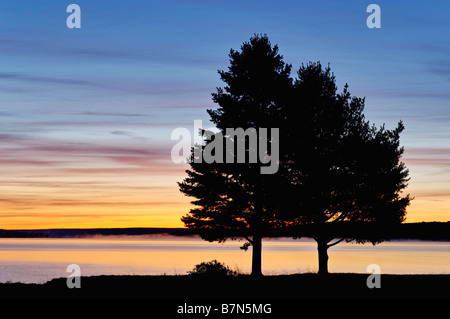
[284,62,411,274]
[179,35,292,276]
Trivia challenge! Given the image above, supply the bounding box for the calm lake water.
[0,236,448,283]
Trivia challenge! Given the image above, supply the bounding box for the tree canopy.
[281,62,411,274]
[179,34,291,276]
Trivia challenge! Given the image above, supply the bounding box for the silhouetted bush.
[188,260,237,277]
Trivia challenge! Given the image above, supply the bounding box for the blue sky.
[0,0,450,227]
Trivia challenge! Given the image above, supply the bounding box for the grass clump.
[187,260,237,277]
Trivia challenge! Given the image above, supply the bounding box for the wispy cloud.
[68,111,148,117]
[0,70,211,98]
[110,130,133,136]
[403,147,450,167]
[0,71,97,87]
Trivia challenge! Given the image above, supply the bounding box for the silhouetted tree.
[283,62,411,274]
[179,34,292,276]
[179,36,411,277]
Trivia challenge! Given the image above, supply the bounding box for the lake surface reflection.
[0,236,448,283]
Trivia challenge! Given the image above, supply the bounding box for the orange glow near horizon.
[1,201,446,230]
[1,168,449,230]
[0,162,191,229]
[1,144,449,229]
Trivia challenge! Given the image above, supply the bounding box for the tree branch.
[326,211,348,223]
[325,211,339,222]
[327,237,345,248]
[334,212,348,223]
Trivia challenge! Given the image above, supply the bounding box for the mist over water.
[0,236,448,283]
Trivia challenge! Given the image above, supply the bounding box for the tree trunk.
[251,234,263,276]
[317,238,329,275]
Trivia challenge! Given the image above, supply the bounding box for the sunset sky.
[0,0,449,229]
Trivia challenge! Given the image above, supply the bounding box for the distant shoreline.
[0,227,192,238]
[1,222,449,240]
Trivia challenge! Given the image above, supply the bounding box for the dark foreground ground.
[1,274,449,300]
